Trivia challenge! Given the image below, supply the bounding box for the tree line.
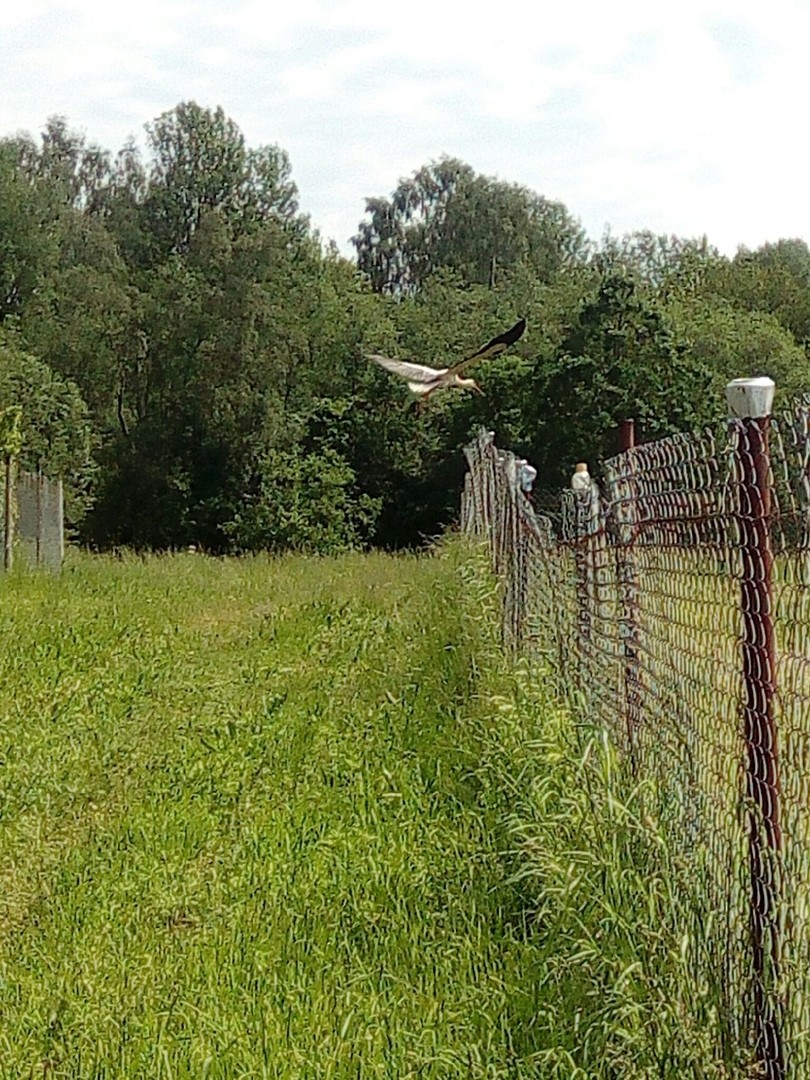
[1,101,809,551]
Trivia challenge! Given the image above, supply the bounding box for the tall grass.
[457,548,751,1079]
[0,546,748,1077]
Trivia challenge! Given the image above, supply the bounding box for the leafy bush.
[224,446,380,553]
[0,330,96,523]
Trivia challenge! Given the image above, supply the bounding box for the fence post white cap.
[726,376,775,420]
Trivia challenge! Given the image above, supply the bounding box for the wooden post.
[56,478,64,567]
[1,408,21,573]
[35,465,43,567]
[3,455,13,573]
[573,501,591,654]
[726,377,783,1080]
[505,454,524,648]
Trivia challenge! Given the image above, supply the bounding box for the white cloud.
[0,0,808,254]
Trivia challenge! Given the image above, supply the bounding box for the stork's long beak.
[472,381,484,396]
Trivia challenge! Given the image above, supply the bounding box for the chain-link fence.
[461,381,810,1080]
[1,464,64,572]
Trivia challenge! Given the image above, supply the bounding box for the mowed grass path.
[0,549,541,1078]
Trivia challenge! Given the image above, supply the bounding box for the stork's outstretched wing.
[366,354,447,385]
[449,317,527,375]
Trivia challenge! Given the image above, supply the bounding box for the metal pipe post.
[727,376,783,1080]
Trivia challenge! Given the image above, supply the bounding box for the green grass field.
[0,545,743,1078]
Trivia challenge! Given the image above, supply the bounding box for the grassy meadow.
[0,545,742,1077]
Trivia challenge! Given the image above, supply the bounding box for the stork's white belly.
[407,381,436,396]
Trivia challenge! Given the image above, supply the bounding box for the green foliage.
[20,216,141,425]
[142,101,303,262]
[0,141,62,320]
[525,268,714,482]
[597,229,718,290]
[0,332,95,519]
[705,238,810,345]
[3,104,810,550]
[665,296,810,399]
[0,403,22,457]
[354,156,588,294]
[224,446,380,553]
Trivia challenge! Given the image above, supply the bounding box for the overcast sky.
[1,0,807,258]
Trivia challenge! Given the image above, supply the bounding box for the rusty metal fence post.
[727,377,783,1079]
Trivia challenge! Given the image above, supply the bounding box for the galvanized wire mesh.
[461,402,810,1080]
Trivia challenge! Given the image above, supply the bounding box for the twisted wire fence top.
[461,405,810,1078]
